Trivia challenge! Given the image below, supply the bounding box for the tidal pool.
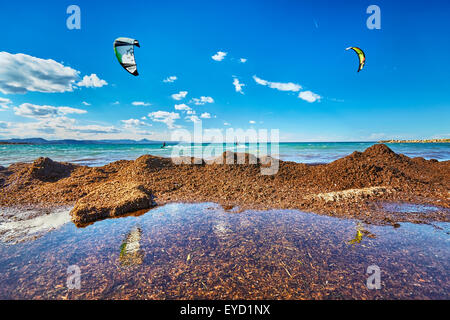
[0,203,448,299]
[382,202,450,214]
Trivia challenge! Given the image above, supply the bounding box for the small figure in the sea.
[161,142,166,148]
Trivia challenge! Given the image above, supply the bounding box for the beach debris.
[346,46,366,72]
[119,226,143,266]
[280,261,293,278]
[27,157,75,182]
[1,144,449,226]
[114,37,140,76]
[70,181,156,226]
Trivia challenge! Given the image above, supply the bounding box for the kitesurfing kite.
[114,37,140,76]
[346,47,365,72]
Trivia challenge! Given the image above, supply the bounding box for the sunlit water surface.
[1,142,449,167]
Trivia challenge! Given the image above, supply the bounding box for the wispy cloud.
[233,77,245,94]
[148,111,180,129]
[185,115,200,123]
[200,112,211,119]
[77,74,108,88]
[171,91,188,100]
[82,101,91,106]
[240,58,247,63]
[14,103,87,119]
[132,101,151,106]
[121,118,152,128]
[253,75,302,92]
[212,51,227,61]
[0,97,11,111]
[0,116,120,139]
[163,76,177,83]
[249,120,256,124]
[191,96,214,105]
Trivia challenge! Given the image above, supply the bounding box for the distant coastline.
[379,139,450,144]
[0,142,32,145]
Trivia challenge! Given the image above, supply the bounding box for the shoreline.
[0,144,449,227]
[379,138,450,143]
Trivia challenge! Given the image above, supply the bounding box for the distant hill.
[0,138,171,145]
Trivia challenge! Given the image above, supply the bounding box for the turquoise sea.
[1,142,449,167]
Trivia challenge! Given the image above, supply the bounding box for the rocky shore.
[0,144,449,226]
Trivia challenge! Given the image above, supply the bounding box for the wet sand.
[0,144,448,226]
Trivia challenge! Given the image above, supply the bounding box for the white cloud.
[13,103,87,119]
[148,111,180,129]
[0,52,80,94]
[0,116,120,138]
[186,110,195,115]
[191,96,214,105]
[112,101,120,105]
[224,122,231,126]
[298,91,321,103]
[163,76,177,83]
[185,115,200,123]
[0,97,11,105]
[82,101,91,106]
[121,118,152,128]
[200,112,211,119]
[240,58,247,63]
[171,91,188,100]
[57,106,88,115]
[253,75,302,92]
[77,74,108,88]
[141,116,147,120]
[249,120,256,124]
[233,77,245,94]
[132,101,151,106]
[212,51,227,61]
[0,97,11,110]
[174,103,192,111]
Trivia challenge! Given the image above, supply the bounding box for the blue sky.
[0,0,449,141]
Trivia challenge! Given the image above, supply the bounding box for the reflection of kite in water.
[348,223,376,245]
[346,47,366,72]
[114,37,140,76]
[119,226,143,266]
[348,229,364,245]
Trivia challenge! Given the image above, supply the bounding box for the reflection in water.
[119,226,143,266]
[0,207,71,243]
[0,203,448,299]
[348,223,377,245]
[382,202,449,214]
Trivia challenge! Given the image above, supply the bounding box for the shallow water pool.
[0,203,448,299]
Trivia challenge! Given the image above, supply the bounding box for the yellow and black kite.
[346,47,366,72]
